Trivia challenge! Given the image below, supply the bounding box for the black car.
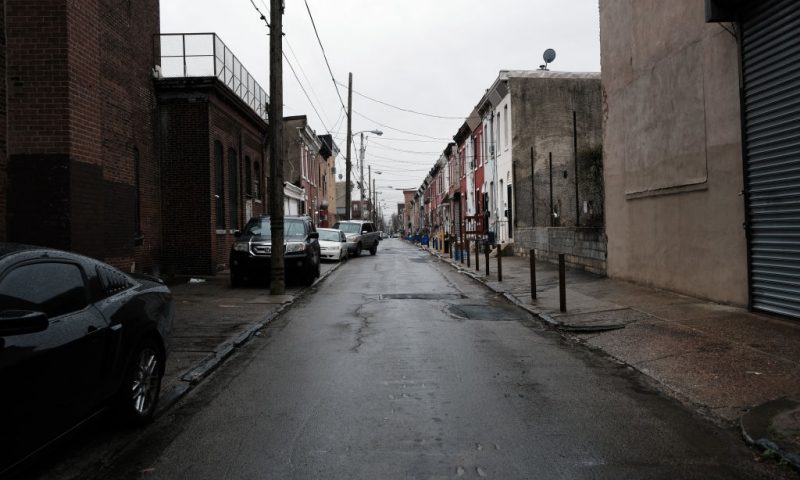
[229,215,321,286]
[0,243,174,476]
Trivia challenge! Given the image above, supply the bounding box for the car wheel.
[119,338,164,425]
[316,257,321,277]
[354,243,362,257]
[230,271,243,287]
[369,244,377,256]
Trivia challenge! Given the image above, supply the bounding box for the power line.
[285,38,333,128]
[249,0,271,27]
[283,51,331,133]
[303,0,347,113]
[353,110,452,141]
[335,80,464,120]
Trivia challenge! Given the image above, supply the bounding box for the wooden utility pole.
[360,132,365,219]
[269,0,285,294]
[368,164,371,222]
[344,73,353,220]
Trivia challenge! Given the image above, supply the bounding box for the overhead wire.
[335,80,465,120]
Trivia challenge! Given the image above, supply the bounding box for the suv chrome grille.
[252,243,271,255]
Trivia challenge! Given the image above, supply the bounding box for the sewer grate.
[447,304,528,321]
[380,293,466,300]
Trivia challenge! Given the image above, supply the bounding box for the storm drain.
[447,304,528,321]
[379,293,466,300]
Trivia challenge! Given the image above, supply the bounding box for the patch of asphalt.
[155,261,343,417]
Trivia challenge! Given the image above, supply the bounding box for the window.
[497,112,501,151]
[228,148,239,230]
[0,262,88,317]
[215,141,225,229]
[96,265,134,298]
[254,162,261,198]
[245,156,252,196]
[504,105,509,147]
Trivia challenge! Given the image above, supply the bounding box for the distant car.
[317,228,348,262]
[332,220,380,256]
[0,243,174,476]
[229,215,321,286]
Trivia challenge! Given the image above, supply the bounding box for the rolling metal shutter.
[741,0,800,317]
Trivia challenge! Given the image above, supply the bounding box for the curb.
[155,261,343,416]
[740,398,800,471]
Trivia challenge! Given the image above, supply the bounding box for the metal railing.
[157,33,268,121]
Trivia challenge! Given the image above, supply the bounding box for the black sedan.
[0,243,174,476]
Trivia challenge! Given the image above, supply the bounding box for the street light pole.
[360,132,365,219]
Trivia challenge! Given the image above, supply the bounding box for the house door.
[741,0,800,317]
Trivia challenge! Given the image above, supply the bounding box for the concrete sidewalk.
[156,261,341,414]
[430,245,800,470]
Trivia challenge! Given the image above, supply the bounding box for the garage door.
[741,0,800,317]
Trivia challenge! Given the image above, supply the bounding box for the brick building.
[156,33,269,275]
[1,0,161,273]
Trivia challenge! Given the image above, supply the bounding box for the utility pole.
[373,178,377,225]
[269,0,285,294]
[368,165,371,222]
[360,132,365,219]
[344,73,353,220]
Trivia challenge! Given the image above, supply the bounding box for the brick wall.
[158,100,212,275]
[0,5,6,241]
[3,0,160,272]
[157,78,268,275]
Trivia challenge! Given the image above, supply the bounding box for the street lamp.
[345,128,382,220]
[356,130,382,219]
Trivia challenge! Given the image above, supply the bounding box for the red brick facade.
[156,78,268,275]
[2,0,160,272]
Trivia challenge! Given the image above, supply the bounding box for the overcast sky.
[160,0,601,214]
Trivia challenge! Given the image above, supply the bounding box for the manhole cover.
[380,293,466,300]
[447,304,527,321]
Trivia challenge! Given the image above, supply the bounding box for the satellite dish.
[542,49,556,71]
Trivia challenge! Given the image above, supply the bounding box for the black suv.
[229,215,321,286]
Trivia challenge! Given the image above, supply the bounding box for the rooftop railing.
[158,33,268,122]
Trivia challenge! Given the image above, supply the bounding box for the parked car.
[332,220,380,256]
[229,215,321,286]
[317,228,348,262]
[0,243,174,476]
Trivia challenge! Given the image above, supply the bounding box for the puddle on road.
[447,304,529,321]
[379,293,466,300]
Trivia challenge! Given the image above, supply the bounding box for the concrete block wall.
[515,226,607,275]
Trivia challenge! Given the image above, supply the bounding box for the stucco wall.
[600,0,748,305]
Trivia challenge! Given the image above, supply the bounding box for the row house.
[413,70,603,272]
[282,116,337,227]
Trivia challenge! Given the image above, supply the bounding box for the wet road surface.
[41,240,777,479]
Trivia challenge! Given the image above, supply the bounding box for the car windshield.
[334,222,362,234]
[242,218,306,239]
[318,230,341,242]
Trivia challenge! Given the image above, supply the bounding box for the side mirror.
[362,230,368,235]
[233,230,242,238]
[308,232,319,240]
[0,310,49,336]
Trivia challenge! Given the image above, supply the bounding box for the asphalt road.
[36,240,778,479]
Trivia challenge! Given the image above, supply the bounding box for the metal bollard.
[475,240,480,272]
[466,238,471,268]
[497,248,503,282]
[558,253,566,312]
[460,242,464,264]
[530,249,537,300]
[485,245,490,277]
